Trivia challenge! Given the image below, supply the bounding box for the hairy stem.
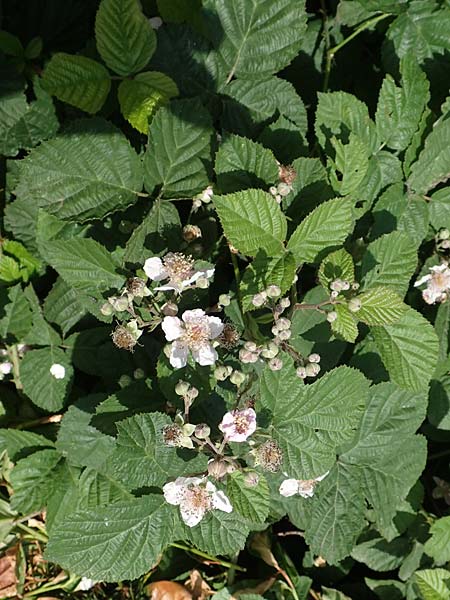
[6,344,23,390]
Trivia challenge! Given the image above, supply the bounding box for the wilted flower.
[219,408,257,442]
[414,263,450,304]
[144,253,214,294]
[279,472,329,498]
[111,319,143,351]
[126,277,150,298]
[162,415,196,449]
[278,164,297,186]
[50,363,66,379]
[217,323,240,349]
[182,224,202,242]
[432,477,450,505]
[254,439,283,472]
[163,476,232,527]
[162,309,224,368]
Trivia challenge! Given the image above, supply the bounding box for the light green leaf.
[95,0,156,76]
[0,255,21,284]
[331,304,359,343]
[318,248,355,290]
[215,134,279,193]
[425,517,450,565]
[328,134,369,196]
[0,283,33,340]
[118,72,178,134]
[372,307,439,392]
[21,347,73,411]
[203,0,307,82]
[376,56,430,151]
[361,231,418,296]
[42,53,111,114]
[143,99,213,197]
[227,471,270,524]
[241,253,296,312]
[45,495,175,581]
[357,287,407,326]
[408,119,450,195]
[15,119,143,222]
[214,189,287,257]
[287,198,353,266]
[414,569,450,600]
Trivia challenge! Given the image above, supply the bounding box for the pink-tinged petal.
[169,344,189,369]
[162,316,184,341]
[182,309,206,323]
[212,490,233,513]
[207,316,224,339]
[191,344,218,366]
[180,503,206,527]
[279,479,299,497]
[163,481,184,505]
[144,257,168,281]
[218,412,235,432]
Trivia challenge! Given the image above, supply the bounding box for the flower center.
[184,485,211,512]
[163,253,195,282]
[182,320,210,350]
[433,271,450,288]
[233,414,251,434]
[297,479,316,493]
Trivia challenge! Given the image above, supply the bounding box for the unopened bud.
[348,298,362,313]
[109,295,129,312]
[230,370,246,386]
[218,294,231,307]
[296,366,307,379]
[305,362,321,377]
[100,302,114,316]
[266,285,281,298]
[277,182,291,197]
[269,357,283,371]
[118,374,132,387]
[194,423,210,439]
[277,329,291,341]
[308,353,321,364]
[175,380,190,396]
[440,228,450,240]
[208,457,235,480]
[341,280,350,291]
[244,472,260,487]
[186,386,199,401]
[239,349,259,364]
[351,282,360,291]
[196,277,210,289]
[252,291,267,307]
[214,365,231,381]
[330,290,339,299]
[261,342,279,359]
[279,298,291,309]
[182,224,202,242]
[134,368,145,379]
[193,198,202,209]
[327,311,338,323]
[277,318,291,330]
[162,302,178,316]
[269,186,278,196]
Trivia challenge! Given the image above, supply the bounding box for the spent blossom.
[279,472,329,498]
[162,309,224,368]
[163,476,232,527]
[414,263,450,304]
[219,408,257,442]
[144,252,214,294]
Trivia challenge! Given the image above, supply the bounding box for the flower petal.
[144,257,168,281]
[191,344,218,366]
[162,317,184,341]
[279,479,299,497]
[180,503,206,527]
[163,481,184,505]
[212,490,233,513]
[182,309,206,323]
[414,274,431,287]
[169,344,189,369]
[207,316,224,339]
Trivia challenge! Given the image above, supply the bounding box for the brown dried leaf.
[0,547,17,598]
[185,569,213,600]
[249,532,280,571]
[147,580,193,600]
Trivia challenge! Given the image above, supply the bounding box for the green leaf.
[143,99,213,197]
[408,118,450,195]
[372,307,439,392]
[214,189,287,257]
[318,249,355,289]
[21,347,73,411]
[0,283,33,340]
[331,304,359,343]
[215,134,279,193]
[361,231,418,296]
[351,534,411,571]
[39,238,125,295]
[78,469,132,509]
[430,188,450,231]
[328,134,370,196]
[15,119,143,222]
[414,569,450,600]
[376,56,430,152]
[107,413,208,490]
[184,510,250,557]
[287,198,353,266]
[0,30,23,56]
[118,72,178,134]
[0,429,54,461]
[305,462,366,564]
[45,495,175,581]
[95,0,156,76]
[425,517,450,565]
[260,364,368,478]
[357,287,407,326]
[0,255,21,284]
[241,252,296,312]
[203,0,307,82]
[44,278,87,336]
[42,53,111,114]
[22,284,62,347]
[227,471,270,524]
[10,449,62,514]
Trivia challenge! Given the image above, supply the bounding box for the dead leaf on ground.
[0,547,17,598]
[185,569,213,600]
[147,580,193,600]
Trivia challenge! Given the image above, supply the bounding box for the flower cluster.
[414,263,450,304]
[144,253,214,294]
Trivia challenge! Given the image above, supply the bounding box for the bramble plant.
[1,0,450,598]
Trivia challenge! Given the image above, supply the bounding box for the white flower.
[75,577,96,592]
[219,408,257,442]
[0,362,12,375]
[163,476,232,527]
[50,363,65,380]
[162,309,224,368]
[144,253,214,294]
[414,263,450,304]
[279,472,329,498]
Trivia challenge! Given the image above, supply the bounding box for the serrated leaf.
[430,188,450,231]
[331,304,359,343]
[241,252,295,312]
[425,517,450,565]
[45,495,175,581]
[22,284,62,347]
[107,413,208,490]
[0,429,54,461]
[287,198,353,266]
[42,53,111,114]
[408,118,450,195]
[118,72,178,134]
[328,134,369,196]
[372,307,439,392]
[414,569,450,600]
[260,364,368,478]
[44,277,87,335]
[376,56,430,151]
[184,509,250,557]
[227,471,270,524]
[203,0,307,82]
[318,249,355,289]
[351,535,411,571]
[95,0,156,76]
[0,283,33,340]
[214,189,287,257]
[143,99,213,197]
[10,448,62,514]
[78,469,132,509]
[357,287,407,326]
[215,134,279,193]
[361,231,418,296]
[15,118,143,222]
[21,346,73,411]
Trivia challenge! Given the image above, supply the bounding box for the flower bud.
[296,366,307,379]
[351,282,360,291]
[118,374,132,387]
[277,182,292,197]
[308,353,321,364]
[134,368,145,379]
[277,329,291,341]
[269,357,283,371]
[277,317,291,330]
[330,290,339,299]
[341,280,350,291]
[252,291,267,307]
[266,285,281,298]
[261,342,279,359]
[214,365,230,381]
[109,295,129,312]
[186,386,199,402]
[269,186,278,196]
[244,472,260,487]
[327,311,338,323]
[100,302,114,316]
[348,298,362,313]
[194,423,211,439]
[305,362,321,377]
[279,298,291,309]
[218,293,231,307]
[230,370,246,386]
[330,279,343,292]
[208,457,233,480]
[239,349,259,364]
[182,224,202,242]
[440,228,450,240]
[162,302,178,316]
[175,380,190,396]
[244,341,258,352]
[193,198,202,210]
[196,277,210,289]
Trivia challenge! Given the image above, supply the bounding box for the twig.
[169,542,246,572]
[13,414,62,430]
